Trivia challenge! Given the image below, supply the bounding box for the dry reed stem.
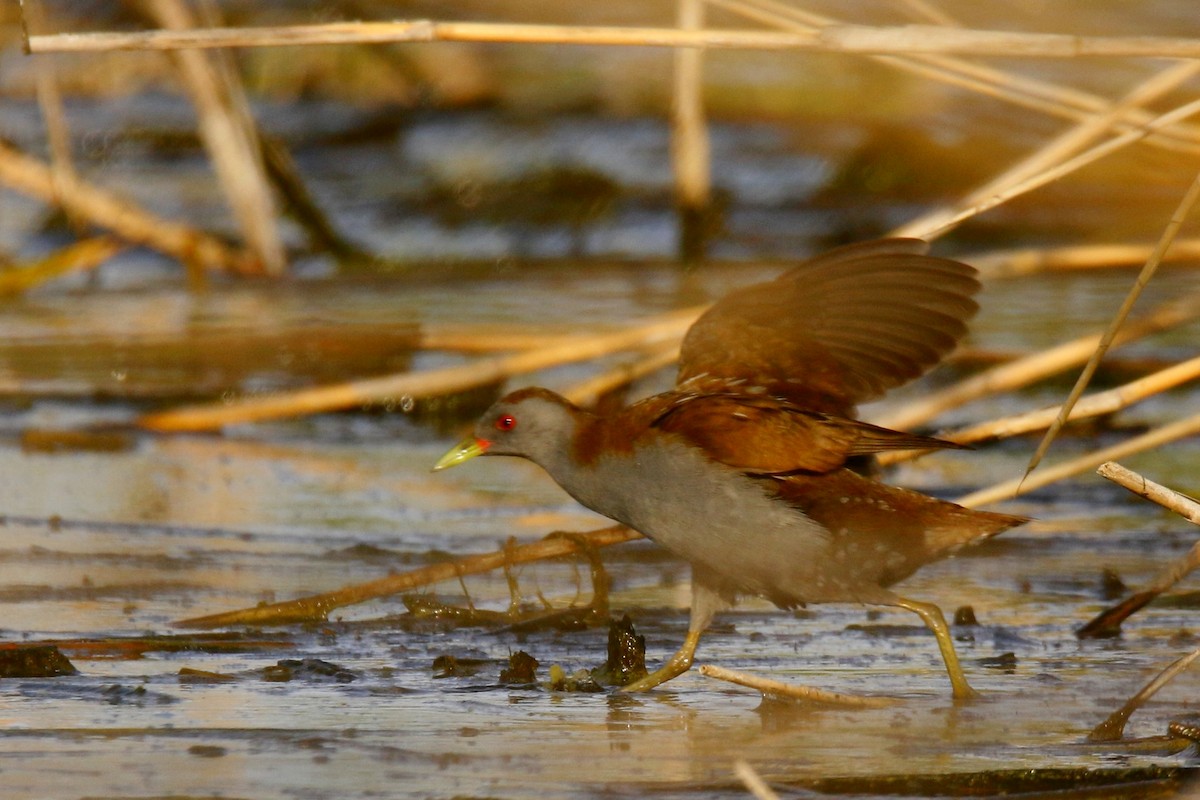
[875,294,1199,432]
[1023,168,1200,478]
[733,760,783,800]
[1077,464,1200,637]
[699,664,900,707]
[879,355,1200,466]
[141,0,285,276]
[173,525,638,628]
[1087,647,1200,742]
[972,239,1200,278]
[0,237,123,296]
[955,410,1200,509]
[895,61,1200,241]
[561,344,680,408]
[1098,462,1200,524]
[672,0,711,215]
[138,307,702,432]
[0,140,259,274]
[25,20,1200,59]
[711,0,1200,154]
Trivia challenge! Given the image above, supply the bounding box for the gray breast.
[554,432,868,605]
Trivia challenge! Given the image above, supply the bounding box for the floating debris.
[262,658,357,683]
[498,650,538,684]
[0,644,77,678]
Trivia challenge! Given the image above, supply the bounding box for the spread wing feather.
[676,238,980,414]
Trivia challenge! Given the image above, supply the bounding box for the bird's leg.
[620,569,726,692]
[892,596,978,700]
[620,628,703,692]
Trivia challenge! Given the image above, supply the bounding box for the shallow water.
[0,263,1197,798]
[4,2,1200,792]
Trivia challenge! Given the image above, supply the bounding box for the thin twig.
[916,95,1200,240]
[878,355,1200,465]
[1098,462,1200,524]
[1022,168,1200,478]
[875,294,1199,432]
[173,525,639,628]
[699,664,900,707]
[1087,648,1200,742]
[895,61,1200,240]
[955,411,1200,508]
[711,0,1200,154]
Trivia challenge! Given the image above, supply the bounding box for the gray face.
[472,389,578,469]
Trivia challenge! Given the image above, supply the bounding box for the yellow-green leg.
[620,628,704,692]
[620,566,726,692]
[893,596,978,700]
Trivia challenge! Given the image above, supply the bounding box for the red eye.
[494,414,517,432]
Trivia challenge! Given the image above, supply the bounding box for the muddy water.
[0,262,1197,798]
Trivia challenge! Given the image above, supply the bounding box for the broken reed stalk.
[877,354,1200,467]
[1023,167,1200,478]
[955,410,1200,509]
[141,0,286,276]
[699,664,900,707]
[710,0,1200,154]
[972,239,1200,279]
[1087,647,1200,742]
[1077,462,1200,638]
[875,293,1199,432]
[895,60,1200,241]
[1098,462,1200,524]
[26,19,1200,59]
[174,525,638,628]
[0,140,259,274]
[137,307,702,432]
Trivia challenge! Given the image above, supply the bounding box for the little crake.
[434,239,1026,697]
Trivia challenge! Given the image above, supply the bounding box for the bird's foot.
[619,658,692,693]
[618,633,700,692]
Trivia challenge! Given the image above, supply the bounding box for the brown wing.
[676,238,980,413]
[651,393,964,474]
